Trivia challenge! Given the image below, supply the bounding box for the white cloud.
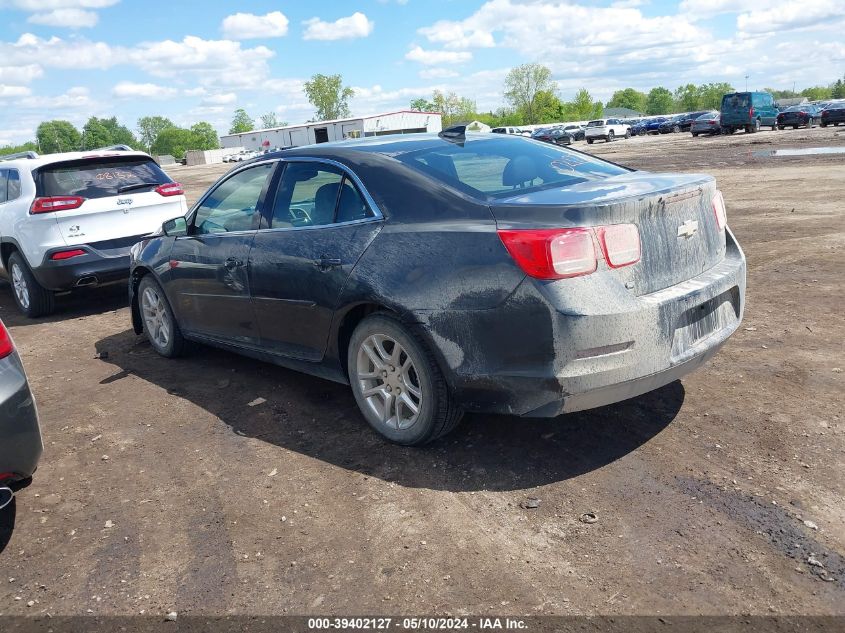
[419,67,459,79]
[0,64,42,83]
[303,12,374,41]
[405,46,472,65]
[0,85,31,98]
[27,8,98,27]
[15,86,92,110]
[221,11,289,39]
[0,34,119,69]
[418,21,495,49]
[112,81,176,99]
[0,0,118,8]
[737,1,845,34]
[202,92,237,105]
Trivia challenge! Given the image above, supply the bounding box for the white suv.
[585,118,631,144]
[0,149,187,317]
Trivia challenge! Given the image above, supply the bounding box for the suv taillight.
[155,182,184,197]
[712,190,727,231]
[498,224,641,280]
[0,321,13,360]
[30,196,85,214]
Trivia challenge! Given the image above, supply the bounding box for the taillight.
[712,190,727,231]
[749,107,754,118]
[595,224,641,268]
[50,249,87,261]
[498,224,641,280]
[155,182,184,197]
[0,321,13,360]
[30,196,85,214]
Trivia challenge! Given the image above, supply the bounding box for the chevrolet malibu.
[128,133,746,445]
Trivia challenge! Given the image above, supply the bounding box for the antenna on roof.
[0,150,39,161]
[438,124,466,144]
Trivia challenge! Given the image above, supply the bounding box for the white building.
[220,110,442,151]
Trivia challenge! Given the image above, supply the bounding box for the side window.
[193,162,274,235]
[6,169,20,202]
[269,162,373,229]
[0,170,7,204]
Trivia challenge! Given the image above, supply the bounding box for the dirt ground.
[1,127,843,617]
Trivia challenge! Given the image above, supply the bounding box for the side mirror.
[162,216,188,237]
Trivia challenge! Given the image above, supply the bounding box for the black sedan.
[690,112,721,136]
[0,318,42,510]
[777,105,820,129]
[821,103,845,126]
[129,133,746,445]
[531,127,573,145]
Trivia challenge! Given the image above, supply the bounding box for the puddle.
[754,146,845,157]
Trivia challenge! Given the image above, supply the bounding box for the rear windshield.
[586,120,605,127]
[37,156,171,199]
[722,93,750,109]
[396,137,629,200]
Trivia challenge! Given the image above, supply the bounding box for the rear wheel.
[673,125,681,133]
[821,122,827,127]
[624,129,631,138]
[692,132,699,137]
[587,138,594,144]
[348,313,463,446]
[607,130,615,142]
[138,275,185,358]
[7,252,54,318]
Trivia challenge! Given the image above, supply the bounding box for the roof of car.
[0,149,153,170]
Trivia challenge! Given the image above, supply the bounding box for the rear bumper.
[0,352,42,481]
[417,228,746,417]
[31,244,137,291]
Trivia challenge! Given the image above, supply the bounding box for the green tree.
[533,90,565,123]
[137,116,175,152]
[503,63,557,124]
[0,140,39,157]
[431,90,477,125]
[646,87,674,114]
[259,112,285,129]
[674,84,701,111]
[151,128,196,160]
[81,116,136,150]
[190,122,219,150]
[563,88,603,120]
[410,97,436,112]
[831,76,845,99]
[606,88,647,113]
[303,73,354,121]
[800,86,832,101]
[699,82,735,109]
[36,121,81,154]
[229,109,254,134]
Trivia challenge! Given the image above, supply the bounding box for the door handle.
[224,257,244,270]
[314,257,342,271]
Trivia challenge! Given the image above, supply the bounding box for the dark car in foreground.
[691,112,721,136]
[777,105,821,129]
[0,318,42,509]
[129,134,746,445]
[821,103,845,126]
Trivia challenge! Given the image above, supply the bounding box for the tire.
[7,252,54,318]
[624,129,631,139]
[347,313,463,446]
[607,130,615,142]
[691,132,699,137]
[587,138,594,144]
[673,125,681,133]
[778,125,784,130]
[138,275,185,358]
[821,122,827,128]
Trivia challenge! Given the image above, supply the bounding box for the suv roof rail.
[92,144,134,152]
[0,150,39,161]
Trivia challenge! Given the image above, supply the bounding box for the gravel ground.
[0,126,842,617]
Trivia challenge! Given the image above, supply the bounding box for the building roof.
[222,110,442,138]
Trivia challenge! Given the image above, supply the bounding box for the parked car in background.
[777,104,821,129]
[585,118,631,143]
[492,126,524,135]
[630,119,649,136]
[644,117,669,134]
[532,127,573,146]
[690,112,721,136]
[821,103,845,127]
[658,115,686,134]
[0,149,188,317]
[561,124,585,141]
[0,317,42,510]
[129,133,745,445]
[720,91,778,133]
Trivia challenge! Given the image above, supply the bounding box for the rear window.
[396,137,628,200]
[722,93,750,109]
[37,156,171,199]
[586,120,605,127]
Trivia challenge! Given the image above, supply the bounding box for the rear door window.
[6,169,20,201]
[37,156,171,200]
[0,170,7,204]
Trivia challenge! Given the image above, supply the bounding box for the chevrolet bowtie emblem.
[677,219,699,239]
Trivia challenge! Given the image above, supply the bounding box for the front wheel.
[625,129,631,138]
[138,275,185,357]
[607,131,615,142]
[587,138,594,144]
[348,314,463,445]
[7,252,54,318]
[692,132,699,137]
[673,125,680,133]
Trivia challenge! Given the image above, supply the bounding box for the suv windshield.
[37,156,171,199]
[396,137,628,200]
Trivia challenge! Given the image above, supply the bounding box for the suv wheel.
[673,125,681,133]
[607,130,615,142]
[138,275,185,357]
[348,313,463,446]
[625,129,631,138]
[8,252,54,318]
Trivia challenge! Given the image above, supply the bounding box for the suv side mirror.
[162,216,188,237]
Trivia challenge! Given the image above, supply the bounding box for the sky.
[0,0,843,145]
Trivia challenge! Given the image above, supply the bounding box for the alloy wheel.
[356,334,423,431]
[11,263,30,311]
[141,286,170,349]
